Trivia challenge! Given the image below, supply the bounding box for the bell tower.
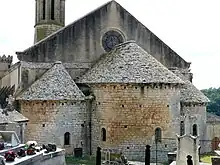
[34,0,65,43]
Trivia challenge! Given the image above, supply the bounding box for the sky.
[0,0,219,90]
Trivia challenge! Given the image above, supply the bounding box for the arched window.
[180,121,185,136]
[51,0,55,20]
[192,124,198,136]
[101,128,106,141]
[155,127,162,142]
[43,0,46,20]
[64,132,70,145]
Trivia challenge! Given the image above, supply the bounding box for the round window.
[102,30,124,52]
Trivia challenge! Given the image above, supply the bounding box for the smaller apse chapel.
[0,0,219,162]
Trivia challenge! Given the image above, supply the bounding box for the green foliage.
[200,152,214,163]
[65,155,96,165]
[201,87,220,115]
[162,161,169,165]
[101,152,121,161]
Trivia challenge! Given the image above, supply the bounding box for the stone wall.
[20,100,88,155]
[181,104,207,139]
[20,68,48,90]
[91,84,181,161]
[19,62,91,92]
[204,122,220,153]
[0,125,5,131]
[0,63,11,78]
[0,62,20,91]
[0,55,13,77]
[34,0,65,43]
[34,24,63,43]
[17,1,189,69]
[0,123,26,144]
[207,123,220,141]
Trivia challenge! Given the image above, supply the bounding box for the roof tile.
[16,61,85,101]
[171,69,210,103]
[78,41,184,84]
[0,109,28,124]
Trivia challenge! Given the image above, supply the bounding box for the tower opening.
[43,0,46,20]
[34,0,65,43]
[180,121,185,136]
[51,0,55,20]
[192,124,198,136]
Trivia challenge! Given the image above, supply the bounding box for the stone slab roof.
[0,109,28,124]
[20,61,91,69]
[207,112,220,123]
[180,80,210,103]
[171,69,210,103]
[16,61,85,101]
[78,41,184,84]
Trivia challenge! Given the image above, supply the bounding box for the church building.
[0,0,219,162]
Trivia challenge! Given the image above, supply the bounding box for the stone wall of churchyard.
[204,122,220,153]
[0,123,25,143]
[91,84,181,162]
[20,100,88,155]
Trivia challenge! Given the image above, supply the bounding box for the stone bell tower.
[34,0,65,43]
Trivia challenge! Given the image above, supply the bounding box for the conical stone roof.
[171,69,210,103]
[17,61,85,101]
[78,41,184,84]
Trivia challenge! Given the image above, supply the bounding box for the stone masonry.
[0,0,216,163]
[16,62,88,155]
[90,84,180,161]
[34,0,65,43]
[35,24,64,43]
[20,100,87,155]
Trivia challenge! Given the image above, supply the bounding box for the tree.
[201,87,220,116]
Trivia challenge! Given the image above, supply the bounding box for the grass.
[65,153,214,165]
[65,153,121,165]
[65,155,96,165]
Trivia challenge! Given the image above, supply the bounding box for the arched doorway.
[212,137,220,151]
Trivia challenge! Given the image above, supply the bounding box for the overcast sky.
[0,0,219,90]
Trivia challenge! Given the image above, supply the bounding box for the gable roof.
[171,69,210,103]
[16,61,85,101]
[0,109,28,124]
[78,41,184,84]
[16,0,189,69]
